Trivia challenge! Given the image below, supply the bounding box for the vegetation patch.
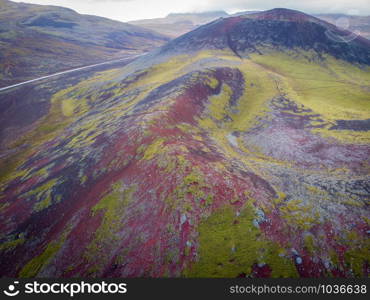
[184,202,298,277]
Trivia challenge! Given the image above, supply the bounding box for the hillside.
[0,8,369,278]
[0,0,169,87]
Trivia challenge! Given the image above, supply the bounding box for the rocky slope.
[0,8,369,278]
[0,0,169,87]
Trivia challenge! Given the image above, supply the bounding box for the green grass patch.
[184,202,298,277]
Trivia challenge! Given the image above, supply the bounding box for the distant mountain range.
[129,10,370,40]
[0,0,169,87]
[129,10,253,38]
[316,13,370,39]
[1,8,369,278]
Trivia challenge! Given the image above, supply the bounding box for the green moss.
[164,196,177,212]
[163,155,177,172]
[33,193,52,212]
[249,50,370,144]
[342,230,370,277]
[85,182,136,272]
[19,242,60,277]
[204,195,213,207]
[184,202,298,277]
[0,50,235,189]
[0,86,73,187]
[38,122,66,134]
[142,138,165,160]
[344,247,369,277]
[63,265,75,274]
[61,99,76,116]
[329,249,339,267]
[184,172,201,185]
[206,76,219,89]
[80,175,88,185]
[208,84,232,121]
[91,182,133,217]
[230,198,239,204]
[184,202,193,212]
[0,202,10,212]
[184,244,192,256]
[278,199,317,231]
[29,178,58,212]
[19,227,70,278]
[164,248,179,265]
[304,234,316,255]
[0,236,25,252]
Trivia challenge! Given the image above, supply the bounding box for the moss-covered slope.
[0,9,369,278]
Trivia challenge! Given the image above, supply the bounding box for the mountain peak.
[250,8,315,21]
[160,8,370,65]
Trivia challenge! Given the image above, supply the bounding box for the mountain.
[160,8,370,65]
[129,11,229,38]
[130,9,370,41]
[315,14,370,40]
[0,8,369,278]
[0,0,169,87]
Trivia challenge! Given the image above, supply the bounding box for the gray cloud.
[87,0,135,2]
[195,0,370,15]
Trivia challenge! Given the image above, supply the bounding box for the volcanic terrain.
[0,8,369,278]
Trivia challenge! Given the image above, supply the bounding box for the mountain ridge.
[158,8,370,66]
[0,0,169,87]
[129,8,370,40]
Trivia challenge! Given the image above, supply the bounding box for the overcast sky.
[11,0,370,21]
